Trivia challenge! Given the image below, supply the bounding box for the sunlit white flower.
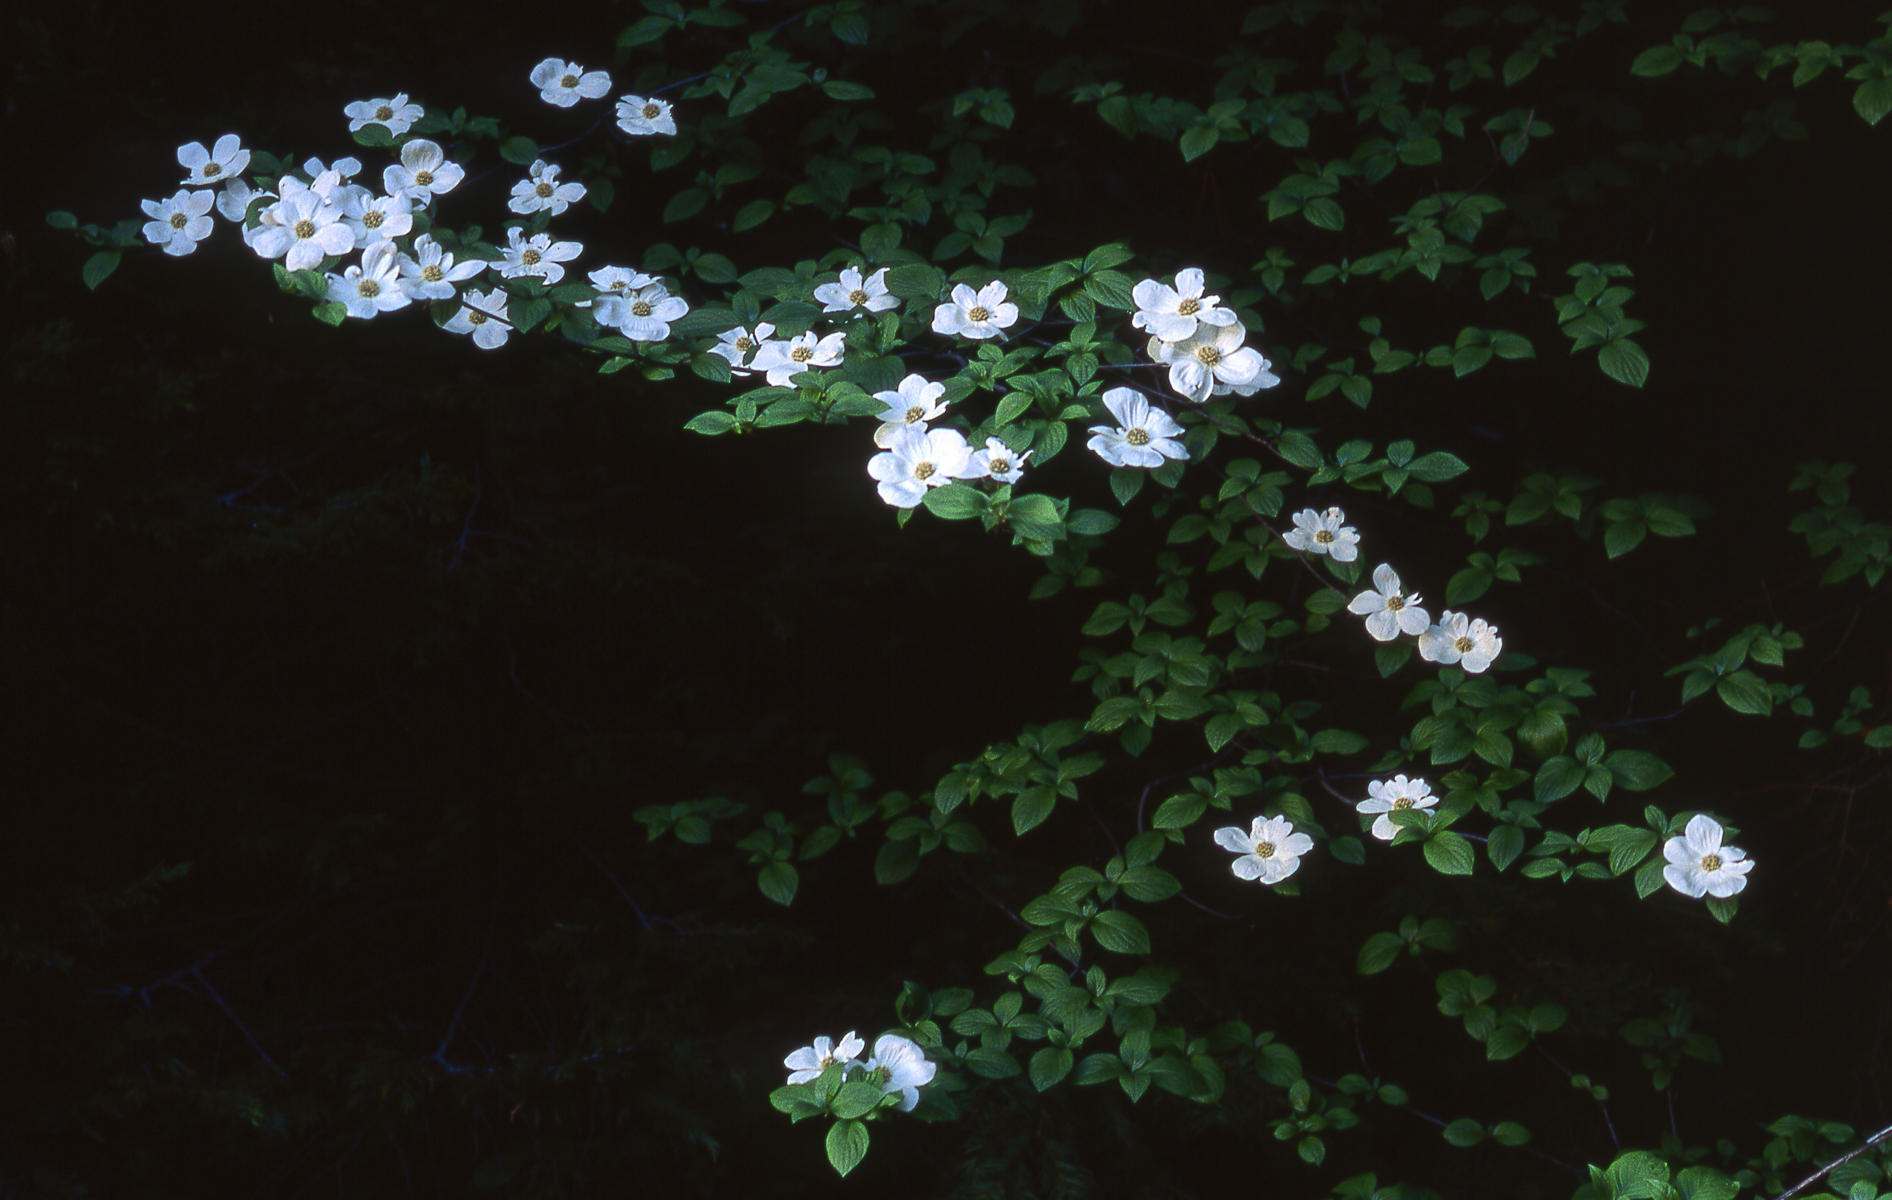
[301,155,363,202]
[326,241,411,319]
[344,92,423,136]
[751,330,846,387]
[339,189,412,247]
[531,57,612,107]
[869,426,971,509]
[783,1030,864,1085]
[585,265,656,301]
[1211,350,1281,397]
[383,139,464,204]
[1417,610,1503,674]
[248,187,354,271]
[1348,563,1429,641]
[871,373,948,448]
[616,94,677,136]
[961,438,1031,484]
[1149,323,1267,403]
[443,288,511,350]
[1283,507,1359,562]
[215,177,272,224]
[1215,815,1314,884]
[1086,387,1187,469]
[1132,267,1238,343]
[709,323,775,375]
[1663,815,1753,899]
[395,233,486,301]
[177,134,250,187]
[498,227,582,285]
[140,189,216,256]
[815,265,899,314]
[861,1034,936,1112]
[1357,774,1436,842]
[508,159,587,216]
[595,279,689,342]
[931,281,1019,340]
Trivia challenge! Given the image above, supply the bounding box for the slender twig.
[190,965,287,1077]
[1774,1123,1892,1200]
[431,926,494,1070]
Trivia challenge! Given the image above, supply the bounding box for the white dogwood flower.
[783,1030,865,1085]
[345,93,423,135]
[616,95,677,136]
[1663,815,1753,899]
[326,241,411,319]
[709,323,775,375]
[140,189,216,256]
[1086,387,1187,469]
[596,279,689,342]
[1283,507,1359,562]
[508,159,587,216]
[339,189,412,247]
[1131,267,1238,343]
[215,177,272,224]
[1357,775,1437,842]
[871,373,949,448]
[498,227,582,285]
[815,265,899,314]
[248,186,354,271]
[383,139,464,204]
[1418,611,1503,674]
[1348,563,1430,641]
[443,288,512,349]
[1149,323,1267,403]
[961,437,1032,484]
[531,58,612,107]
[751,330,846,387]
[861,1034,937,1112]
[177,134,250,187]
[931,281,1019,340]
[1215,815,1314,884]
[395,234,486,301]
[868,426,971,509]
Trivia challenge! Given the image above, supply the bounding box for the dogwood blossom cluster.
[782,1031,937,1113]
[1132,268,1280,403]
[1661,814,1753,898]
[1347,560,1503,674]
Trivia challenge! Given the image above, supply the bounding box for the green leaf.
[825,1119,870,1177]
[1012,788,1057,835]
[684,411,740,435]
[664,187,708,223]
[733,199,775,232]
[1357,931,1402,975]
[1606,750,1673,791]
[1407,451,1469,482]
[1597,339,1650,387]
[1604,519,1647,558]
[312,301,347,327]
[81,250,120,291]
[1853,77,1892,126]
[1089,910,1151,955]
[1443,1117,1487,1147]
[1304,197,1345,231]
[1630,45,1684,77]
[829,1080,885,1119]
[823,80,876,101]
[1716,670,1772,716]
[874,838,920,885]
[1424,831,1475,876]
[1152,793,1207,829]
[1180,126,1219,162]
[1029,1046,1074,1091]
[497,136,539,166]
[45,210,78,230]
[757,861,798,906]
[923,483,988,520]
[1487,824,1525,870]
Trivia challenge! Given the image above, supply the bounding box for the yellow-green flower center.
[914,462,936,481]
[990,457,1011,474]
[293,218,317,239]
[363,210,384,228]
[468,310,487,325]
[1195,345,1222,365]
[415,170,434,186]
[1177,297,1199,315]
[1314,529,1334,543]
[1255,840,1276,858]
[1386,595,1405,612]
[421,264,444,282]
[203,162,222,178]
[849,288,870,306]
[359,280,380,298]
[1126,428,1151,446]
[642,103,661,119]
[169,211,188,230]
[1701,853,1722,871]
[734,337,754,352]
[376,105,394,121]
[904,405,925,423]
[632,300,654,318]
[967,305,991,322]
[1454,635,1474,654]
[536,181,555,198]
[792,345,814,362]
[521,248,542,266]
[561,74,579,88]
[1392,796,1414,811]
